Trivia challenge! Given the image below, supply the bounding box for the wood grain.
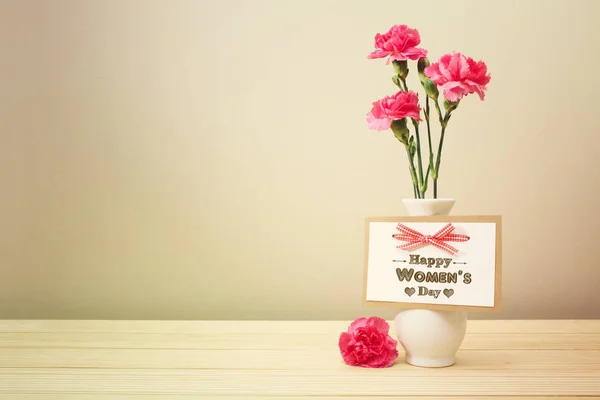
[1,319,598,333]
[0,320,598,398]
[0,397,598,400]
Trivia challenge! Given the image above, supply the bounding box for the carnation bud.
[417,57,430,75]
[417,57,431,84]
[422,78,439,100]
[444,99,460,112]
[392,60,408,79]
[390,118,409,145]
[409,136,416,158]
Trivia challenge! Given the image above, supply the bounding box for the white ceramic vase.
[394,198,467,368]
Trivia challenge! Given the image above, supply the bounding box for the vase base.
[405,354,455,368]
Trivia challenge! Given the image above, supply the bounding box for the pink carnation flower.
[366,91,422,131]
[424,52,491,102]
[339,317,399,368]
[368,25,428,63]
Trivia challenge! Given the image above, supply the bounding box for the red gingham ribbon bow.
[393,223,470,255]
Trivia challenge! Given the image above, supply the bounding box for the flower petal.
[367,49,389,59]
[348,318,369,334]
[338,332,353,353]
[366,112,392,130]
[368,24,428,63]
[427,52,490,102]
[368,317,390,335]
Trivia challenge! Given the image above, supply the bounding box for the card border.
[363,215,502,312]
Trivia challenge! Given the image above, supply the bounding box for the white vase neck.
[402,198,456,216]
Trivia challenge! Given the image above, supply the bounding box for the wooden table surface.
[0,320,598,399]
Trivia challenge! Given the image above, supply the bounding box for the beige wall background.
[1,0,599,320]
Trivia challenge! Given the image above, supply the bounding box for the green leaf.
[429,157,437,179]
[391,75,403,90]
[420,180,428,194]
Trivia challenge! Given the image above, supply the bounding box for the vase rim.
[402,198,455,202]
[402,198,456,216]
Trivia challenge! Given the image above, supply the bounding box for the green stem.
[405,146,421,199]
[423,164,431,195]
[412,177,418,198]
[425,97,433,199]
[433,119,450,199]
[433,126,445,198]
[400,77,409,92]
[434,98,444,124]
[431,98,449,199]
[425,97,433,157]
[412,121,424,197]
[400,76,426,197]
